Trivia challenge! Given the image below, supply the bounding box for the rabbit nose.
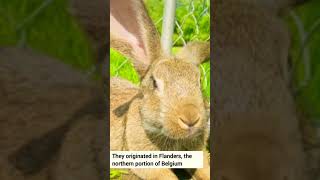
[178,104,200,129]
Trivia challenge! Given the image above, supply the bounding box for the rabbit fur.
[0,47,106,180]
[110,0,210,179]
[212,0,309,179]
[0,1,109,179]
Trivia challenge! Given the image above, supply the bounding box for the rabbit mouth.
[142,120,202,140]
[142,120,163,134]
[161,126,203,140]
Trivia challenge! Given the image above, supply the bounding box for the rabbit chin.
[164,127,202,140]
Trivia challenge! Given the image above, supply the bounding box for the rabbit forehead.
[152,59,200,81]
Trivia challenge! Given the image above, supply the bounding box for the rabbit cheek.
[140,94,164,131]
[163,120,190,139]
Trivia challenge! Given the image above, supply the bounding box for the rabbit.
[109,0,210,179]
[212,0,310,179]
[0,47,105,180]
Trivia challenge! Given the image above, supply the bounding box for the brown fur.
[0,47,105,180]
[213,0,308,179]
[176,41,210,65]
[110,59,210,180]
[110,0,162,78]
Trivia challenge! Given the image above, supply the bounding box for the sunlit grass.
[110,169,128,180]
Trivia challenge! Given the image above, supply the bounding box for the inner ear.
[110,0,162,78]
[110,14,148,64]
[110,2,144,48]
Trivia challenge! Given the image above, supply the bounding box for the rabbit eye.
[151,76,158,89]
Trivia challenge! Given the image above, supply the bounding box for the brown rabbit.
[213,0,309,179]
[110,0,210,179]
[0,47,105,180]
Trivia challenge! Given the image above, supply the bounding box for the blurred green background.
[0,0,94,71]
[286,0,320,128]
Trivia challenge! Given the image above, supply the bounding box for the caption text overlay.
[110,151,203,168]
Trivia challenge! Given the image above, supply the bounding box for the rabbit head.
[110,0,210,140]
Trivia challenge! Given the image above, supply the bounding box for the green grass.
[110,49,140,84]
[0,0,95,72]
[286,0,320,125]
[146,0,210,45]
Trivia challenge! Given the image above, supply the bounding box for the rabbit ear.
[176,41,210,65]
[110,0,162,77]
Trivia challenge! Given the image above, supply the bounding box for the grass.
[110,49,140,84]
[110,169,128,180]
[286,0,320,125]
[146,0,210,46]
